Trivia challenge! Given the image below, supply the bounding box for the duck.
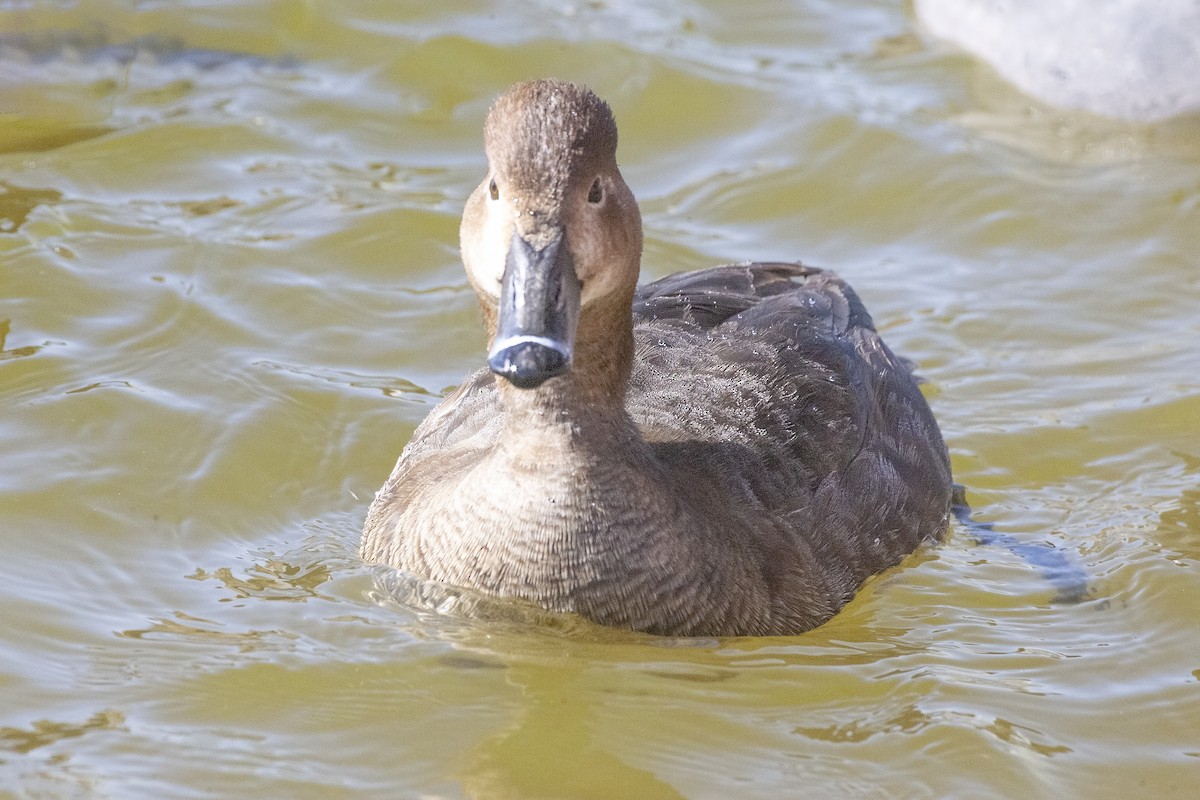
[361,79,953,637]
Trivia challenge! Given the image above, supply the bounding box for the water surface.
[2,1,1199,797]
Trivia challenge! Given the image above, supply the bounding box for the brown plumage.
[361,79,952,636]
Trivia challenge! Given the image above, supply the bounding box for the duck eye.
[489,179,499,201]
[587,178,603,204]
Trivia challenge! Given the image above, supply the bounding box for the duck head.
[460,80,643,390]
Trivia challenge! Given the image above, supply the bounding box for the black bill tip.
[484,335,568,391]
[488,336,570,389]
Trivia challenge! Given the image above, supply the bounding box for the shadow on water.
[951,484,1092,604]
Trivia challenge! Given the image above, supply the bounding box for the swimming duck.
[361,79,952,636]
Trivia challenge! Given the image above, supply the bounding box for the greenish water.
[2,1,1199,797]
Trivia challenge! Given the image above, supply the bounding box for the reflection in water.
[0,123,115,155]
[0,28,302,160]
[188,558,333,603]
[64,380,137,395]
[459,660,685,800]
[0,710,125,755]
[1158,456,1200,564]
[0,319,57,362]
[984,717,1071,758]
[185,530,353,605]
[950,102,1200,165]
[0,182,62,230]
[0,30,293,70]
[253,359,440,402]
[953,485,1091,603]
[118,610,297,652]
[796,704,1070,757]
[796,703,930,743]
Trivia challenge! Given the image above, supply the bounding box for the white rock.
[914,0,1200,122]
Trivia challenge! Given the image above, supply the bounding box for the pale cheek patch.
[579,265,622,306]
[463,192,515,300]
[574,215,631,306]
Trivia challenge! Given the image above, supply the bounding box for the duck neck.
[496,289,636,440]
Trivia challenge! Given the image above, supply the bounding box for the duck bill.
[487,230,580,389]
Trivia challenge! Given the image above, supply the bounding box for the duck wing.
[633,261,869,344]
[628,261,952,588]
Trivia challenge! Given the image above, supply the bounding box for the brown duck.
[361,79,953,636]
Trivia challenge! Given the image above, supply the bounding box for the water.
[2,1,1198,797]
